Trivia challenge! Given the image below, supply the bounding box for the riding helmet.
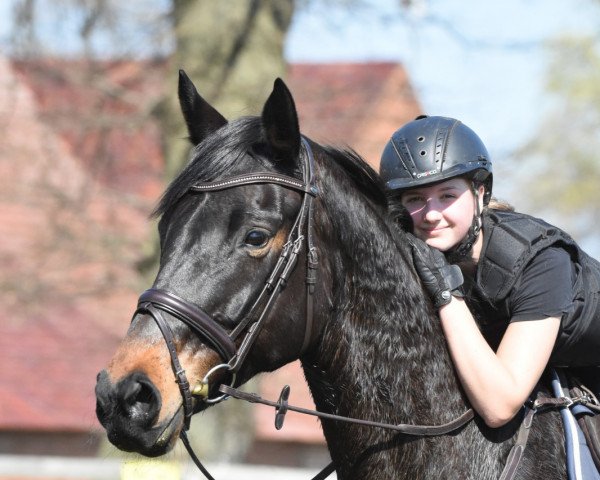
[380,115,493,205]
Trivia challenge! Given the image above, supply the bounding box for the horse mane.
[308,138,444,381]
[153,116,390,221]
[320,145,388,208]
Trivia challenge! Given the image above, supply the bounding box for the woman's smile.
[401,177,481,252]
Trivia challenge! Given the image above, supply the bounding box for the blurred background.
[1,0,599,478]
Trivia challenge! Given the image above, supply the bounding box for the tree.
[159,0,295,180]
[8,0,295,462]
[512,35,600,244]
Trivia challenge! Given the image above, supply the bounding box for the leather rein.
[132,138,484,479]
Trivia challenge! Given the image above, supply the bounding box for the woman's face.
[401,177,483,252]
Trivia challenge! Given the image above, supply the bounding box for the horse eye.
[244,230,269,247]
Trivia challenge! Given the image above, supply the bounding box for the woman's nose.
[423,201,443,221]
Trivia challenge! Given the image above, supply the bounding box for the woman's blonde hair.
[485,198,514,213]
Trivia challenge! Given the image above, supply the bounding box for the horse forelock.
[154,117,295,219]
[154,120,385,222]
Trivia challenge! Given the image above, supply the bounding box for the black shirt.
[508,246,576,322]
[466,209,600,367]
[464,247,576,353]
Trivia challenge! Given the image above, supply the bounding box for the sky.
[1,0,598,250]
[287,0,598,189]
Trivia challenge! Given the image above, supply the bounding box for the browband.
[190,172,317,196]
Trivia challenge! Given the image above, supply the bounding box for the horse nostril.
[122,381,143,406]
[117,373,161,425]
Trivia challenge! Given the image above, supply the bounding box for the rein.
[130,136,550,480]
[184,383,475,480]
[220,384,475,436]
[132,138,486,479]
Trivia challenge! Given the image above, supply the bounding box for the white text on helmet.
[415,169,439,179]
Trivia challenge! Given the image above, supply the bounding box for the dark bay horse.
[95,72,565,479]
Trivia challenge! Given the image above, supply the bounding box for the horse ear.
[178,70,228,145]
[261,78,301,163]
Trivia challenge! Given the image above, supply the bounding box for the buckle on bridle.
[292,235,304,254]
[191,363,236,404]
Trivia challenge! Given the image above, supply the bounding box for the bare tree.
[512,35,600,245]
[8,0,296,461]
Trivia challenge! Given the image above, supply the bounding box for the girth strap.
[498,406,535,480]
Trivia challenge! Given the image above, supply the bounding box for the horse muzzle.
[95,369,183,456]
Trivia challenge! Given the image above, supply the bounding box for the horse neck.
[302,157,467,435]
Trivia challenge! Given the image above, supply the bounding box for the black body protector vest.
[467,210,600,367]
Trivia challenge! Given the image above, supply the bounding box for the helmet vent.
[420,150,426,156]
[417,136,425,142]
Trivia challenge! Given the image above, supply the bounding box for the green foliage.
[514,35,600,238]
[546,36,600,104]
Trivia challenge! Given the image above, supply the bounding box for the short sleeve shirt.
[507,246,576,322]
[465,246,578,353]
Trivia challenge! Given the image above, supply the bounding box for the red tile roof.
[286,62,421,169]
[0,56,421,444]
[0,56,150,432]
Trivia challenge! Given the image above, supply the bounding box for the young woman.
[380,115,600,428]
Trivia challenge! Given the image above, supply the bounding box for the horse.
[95,71,566,479]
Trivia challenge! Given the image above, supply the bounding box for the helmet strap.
[447,184,482,259]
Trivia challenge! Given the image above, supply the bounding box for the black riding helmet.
[380,115,493,205]
[381,116,493,257]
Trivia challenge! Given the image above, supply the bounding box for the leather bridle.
[133,137,319,430]
[130,138,480,480]
[127,136,546,480]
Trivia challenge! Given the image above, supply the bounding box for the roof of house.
[0,57,420,442]
[0,56,153,432]
[286,62,421,169]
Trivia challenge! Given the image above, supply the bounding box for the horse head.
[95,71,340,456]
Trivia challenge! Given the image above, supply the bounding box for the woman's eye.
[244,230,270,247]
[404,196,425,206]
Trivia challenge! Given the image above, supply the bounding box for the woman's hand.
[406,233,464,308]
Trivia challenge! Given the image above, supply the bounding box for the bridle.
[129,136,537,480]
[133,137,319,430]
[129,137,480,480]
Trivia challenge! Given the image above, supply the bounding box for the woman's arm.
[407,237,570,427]
[439,298,560,427]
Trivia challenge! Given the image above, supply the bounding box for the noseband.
[133,138,318,429]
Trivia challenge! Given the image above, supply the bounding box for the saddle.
[551,369,600,479]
